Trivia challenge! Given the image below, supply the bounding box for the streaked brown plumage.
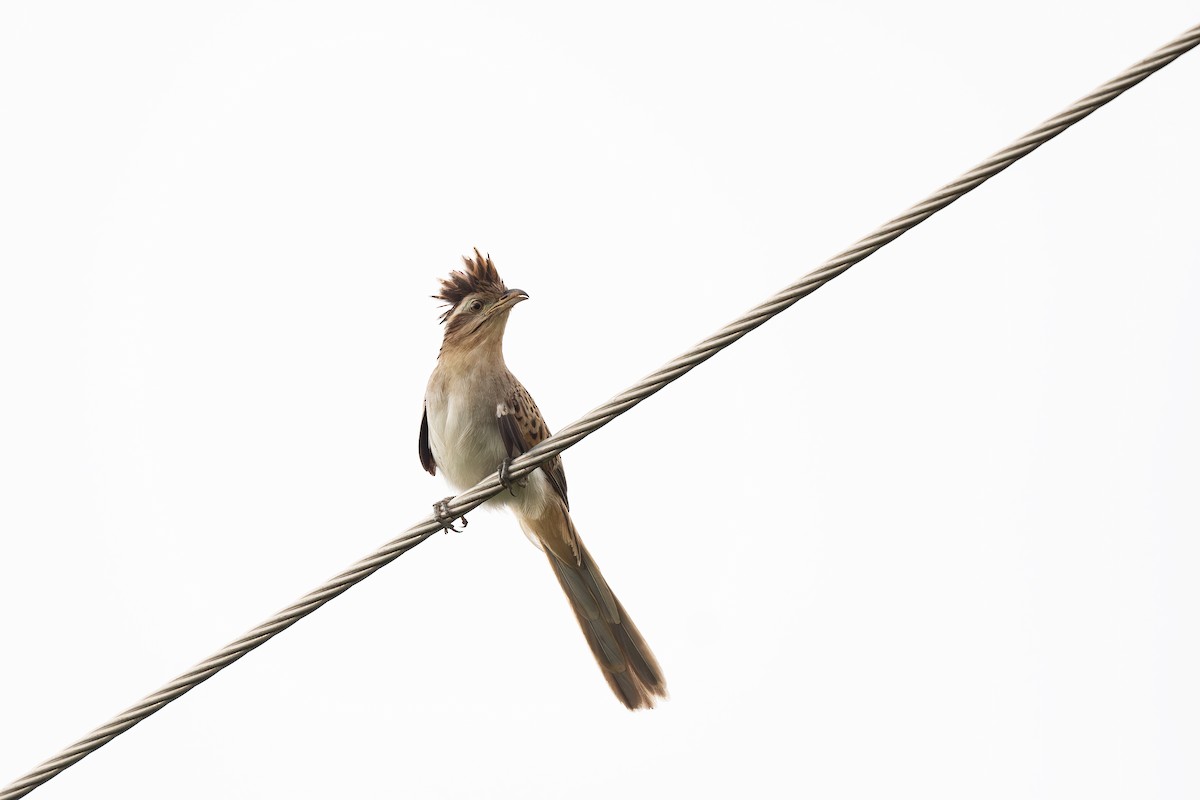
[419,249,667,709]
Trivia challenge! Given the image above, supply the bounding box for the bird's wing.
[418,404,436,476]
[497,380,569,509]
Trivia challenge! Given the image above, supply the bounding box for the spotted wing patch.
[496,380,569,508]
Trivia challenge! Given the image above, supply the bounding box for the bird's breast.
[425,372,508,493]
[424,362,553,519]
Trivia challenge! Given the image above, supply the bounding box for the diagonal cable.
[4,20,1199,800]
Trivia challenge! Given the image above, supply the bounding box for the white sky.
[2,3,1198,798]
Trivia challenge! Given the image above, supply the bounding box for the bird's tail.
[520,504,667,710]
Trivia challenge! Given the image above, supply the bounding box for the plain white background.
[2,3,1198,798]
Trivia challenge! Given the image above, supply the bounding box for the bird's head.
[435,249,528,354]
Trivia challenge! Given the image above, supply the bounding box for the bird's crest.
[435,248,507,323]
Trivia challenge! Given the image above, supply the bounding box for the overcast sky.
[2,3,1198,799]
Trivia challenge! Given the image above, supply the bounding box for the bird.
[419,249,667,710]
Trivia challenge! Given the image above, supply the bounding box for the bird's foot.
[432,496,468,533]
[497,458,528,496]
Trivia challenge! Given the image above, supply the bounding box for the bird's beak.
[495,288,529,311]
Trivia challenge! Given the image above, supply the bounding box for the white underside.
[425,366,554,549]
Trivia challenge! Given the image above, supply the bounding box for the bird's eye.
[468,299,484,313]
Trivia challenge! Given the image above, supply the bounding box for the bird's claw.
[497,458,528,496]
[432,496,468,533]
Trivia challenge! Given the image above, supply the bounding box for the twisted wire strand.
[4,21,1198,800]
